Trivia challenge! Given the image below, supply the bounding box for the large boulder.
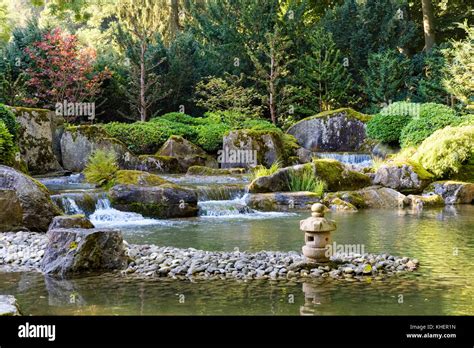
[221,130,295,168]
[424,181,474,204]
[157,136,218,171]
[186,165,246,176]
[247,192,321,211]
[41,228,128,278]
[286,108,371,152]
[324,186,408,209]
[48,215,95,230]
[0,189,23,231]
[0,165,61,232]
[60,125,136,172]
[248,160,371,193]
[373,160,434,194]
[0,295,22,316]
[109,184,198,219]
[124,155,182,174]
[12,106,63,174]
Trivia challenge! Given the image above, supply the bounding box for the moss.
[407,194,444,207]
[115,170,170,186]
[386,159,434,181]
[291,108,372,129]
[66,125,111,142]
[323,191,367,208]
[313,158,371,191]
[187,165,246,176]
[11,106,51,124]
[328,197,358,211]
[450,164,474,183]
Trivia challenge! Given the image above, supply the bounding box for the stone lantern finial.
[300,203,336,263]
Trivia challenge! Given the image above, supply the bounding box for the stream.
[0,170,473,315]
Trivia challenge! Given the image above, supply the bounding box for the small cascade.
[51,192,103,216]
[316,152,372,167]
[89,198,162,227]
[198,194,293,219]
[38,174,95,192]
[59,196,84,215]
[196,184,247,201]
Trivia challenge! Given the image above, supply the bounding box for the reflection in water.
[0,205,473,315]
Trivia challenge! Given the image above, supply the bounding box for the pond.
[1,176,473,316]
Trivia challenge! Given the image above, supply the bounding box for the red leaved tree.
[24,28,110,109]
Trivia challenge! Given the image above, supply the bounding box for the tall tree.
[116,0,165,121]
[421,0,436,51]
[246,25,293,125]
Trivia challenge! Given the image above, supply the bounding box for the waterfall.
[60,197,84,215]
[316,153,372,167]
[89,198,163,227]
[198,194,293,219]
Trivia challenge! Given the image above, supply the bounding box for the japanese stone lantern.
[300,203,336,263]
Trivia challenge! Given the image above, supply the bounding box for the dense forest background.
[0,0,472,128]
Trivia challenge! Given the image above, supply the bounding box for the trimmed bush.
[366,113,412,144]
[0,121,15,165]
[412,125,474,178]
[400,103,459,147]
[84,150,119,188]
[0,103,19,140]
[195,123,230,152]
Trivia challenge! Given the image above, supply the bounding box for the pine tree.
[295,27,354,114]
[116,0,167,121]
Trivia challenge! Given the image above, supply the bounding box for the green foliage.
[250,161,281,181]
[400,103,459,147]
[380,101,421,118]
[288,165,326,196]
[0,121,15,165]
[442,23,474,110]
[83,150,119,188]
[366,113,412,145]
[194,74,263,117]
[412,126,474,178]
[362,50,411,105]
[295,26,354,114]
[0,104,19,140]
[195,122,230,152]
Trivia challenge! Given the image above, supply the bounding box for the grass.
[250,161,281,181]
[288,165,326,196]
[83,149,119,188]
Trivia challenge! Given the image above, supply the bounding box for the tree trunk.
[269,54,276,125]
[140,41,147,122]
[170,0,180,42]
[421,0,435,51]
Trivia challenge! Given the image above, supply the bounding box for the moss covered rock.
[0,165,61,231]
[221,129,297,168]
[109,183,198,219]
[12,106,63,174]
[115,170,170,186]
[247,191,321,211]
[287,108,371,152]
[326,197,358,212]
[0,189,23,231]
[424,181,474,204]
[186,165,246,176]
[48,215,95,230]
[61,125,137,172]
[157,135,218,171]
[313,159,371,191]
[373,159,434,194]
[323,191,367,209]
[406,194,444,208]
[248,160,371,193]
[324,186,408,209]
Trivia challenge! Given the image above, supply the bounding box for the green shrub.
[288,165,326,196]
[366,113,412,144]
[250,161,281,181]
[0,104,19,140]
[156,112,207,126]
[195,122,230,152]
[412,125,474,178]
[0,121,15,165]
[400,103,459,147]
[84,150,119,188]
[103,119,197,154]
